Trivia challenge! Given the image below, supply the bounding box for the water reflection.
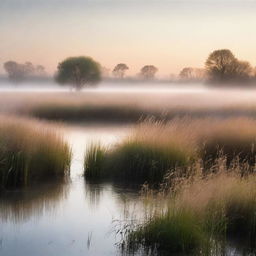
[0,180,70,223]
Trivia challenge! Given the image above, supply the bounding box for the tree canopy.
[56,56,101,90]
[205,49,252,83]
[140,65,158,79]
[112,63,129,78]
[179,67,206,81]
[3,61,46,81]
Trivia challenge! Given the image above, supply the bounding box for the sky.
[1,0,256,77]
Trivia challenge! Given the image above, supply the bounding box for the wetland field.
[2,83,256,255]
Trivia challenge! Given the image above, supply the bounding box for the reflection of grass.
[127,162,256,255]
[0,180,70,223]
[0,116,71,189]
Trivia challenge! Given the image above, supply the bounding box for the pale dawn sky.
[1,0,256,77]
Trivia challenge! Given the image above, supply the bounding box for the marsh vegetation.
[2,87,256,255]
[83,117,256,254]
[0,116,71,189]
[85,118,256,183]
[125,162,256,255]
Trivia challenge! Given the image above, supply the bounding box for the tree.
[139,65,158,79]
[205,49,252,83]
[179,67,194,80]
[4,61,26,81]
[4,61,47,81]
[232,60,252,81]
[35,65,46,76]
[179,67,206,81]
[56,56,101,90]
[112,63,129,78]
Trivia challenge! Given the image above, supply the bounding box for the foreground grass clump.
[84,121,195,184]
[129,209,205,254]
[127,161,256,254]
[0,116,71,189]
[85,118,256,184]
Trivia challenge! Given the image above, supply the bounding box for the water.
[0,124,139,256]
[0,83,255,255]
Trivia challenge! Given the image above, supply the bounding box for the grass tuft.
[0,116,71,189]
[84,120,195,184]
[84,144,106,180]
[126,161,256,254]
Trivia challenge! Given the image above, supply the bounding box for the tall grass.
[126,160,256,254]
[84,120,196,184]
[85,118,256,184]
[84,144,107,180]
[0,115,71,189]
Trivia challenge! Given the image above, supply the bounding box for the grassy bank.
[0,116,71,189]
[85,118,256,184]
[3,92,256,123]
[125,161,256,255]
[27,103,256,123]
[84,120,196,184]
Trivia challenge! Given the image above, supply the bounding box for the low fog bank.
[1,78,256,93]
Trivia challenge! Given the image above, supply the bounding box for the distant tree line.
[3,49,256,89]
[111,63,158,80]
[3,61,46,82]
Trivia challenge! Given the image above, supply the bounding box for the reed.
[0,115,71,189]
[84,119,196,184]
[127,160,256,254]
[84,144,106,180]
